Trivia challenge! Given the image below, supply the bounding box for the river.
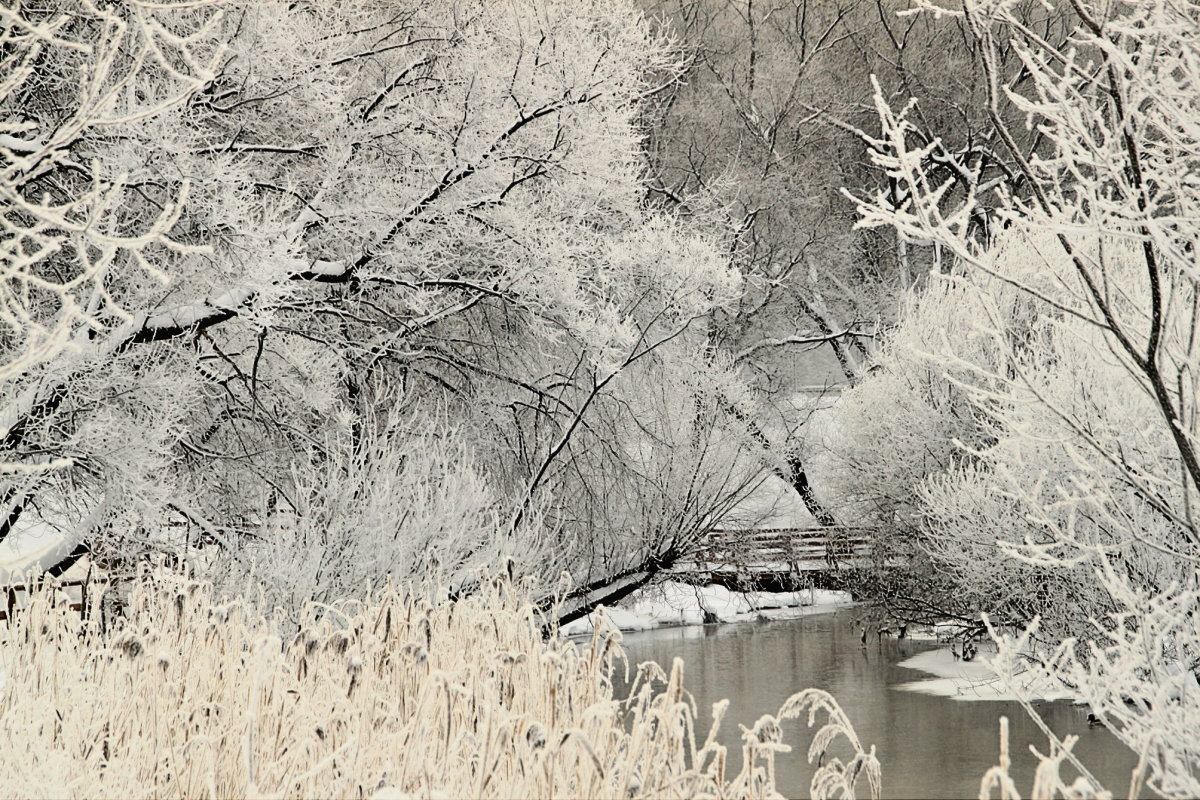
[616,610,1142,799]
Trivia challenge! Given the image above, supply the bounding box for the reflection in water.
[616,611,1140,800]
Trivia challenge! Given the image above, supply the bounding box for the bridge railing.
[0,579,86,622]
[678,526,874,574]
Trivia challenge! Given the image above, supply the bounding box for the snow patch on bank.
[894,621,969,642]
[560,581,853,636]
[895,646,1075,702]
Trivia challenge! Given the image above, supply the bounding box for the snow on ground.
[0,515,83,584]
[560,580,853,636]
[895,645,1075,702]
[896,621,967,642]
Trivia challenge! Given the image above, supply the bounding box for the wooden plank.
[671,526,876,578]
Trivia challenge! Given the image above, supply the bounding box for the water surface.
[617,611,1140,799]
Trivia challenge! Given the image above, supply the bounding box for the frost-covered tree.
[640,0,1073,376]
[0,0,226,573]
[0,0,763,606]
[0,1,223,390]
[832,0,1200,794]
[631,0,1073,529]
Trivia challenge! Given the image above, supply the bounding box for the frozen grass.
[0,573,879,800]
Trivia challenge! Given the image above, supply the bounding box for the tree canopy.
[1,0,765,608]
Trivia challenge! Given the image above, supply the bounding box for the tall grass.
[0,573,879,799]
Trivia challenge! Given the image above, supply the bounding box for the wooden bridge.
[0,579,86,622]
[672,527,874,585]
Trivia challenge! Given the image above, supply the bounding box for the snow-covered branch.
[733,329,874,364]
[832,1,1200,793]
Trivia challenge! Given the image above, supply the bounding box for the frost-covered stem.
[732,329,873,366]
[1070,0,1200,502]
[795,294,864,382]
[966,0,1200,503]
[896,231,910,293]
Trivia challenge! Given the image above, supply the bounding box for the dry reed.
[979,717,1115,800]
[0,572,879,800]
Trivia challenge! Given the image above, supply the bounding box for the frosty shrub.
[830,0,1200,794]
[0,572,880,800]
[212,408,514,615]
[825,234,1173,637]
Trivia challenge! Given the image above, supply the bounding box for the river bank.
[559,580,854,635]
[562,582,1096,706]
[617,611,1140,799]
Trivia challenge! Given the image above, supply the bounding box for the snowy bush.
[833,0,1200,793]
[214,410,513,614]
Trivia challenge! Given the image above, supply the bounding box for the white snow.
[142,286,255,330]
[559,580,853,636]
[895,621,965,642]
[0,132,41,153]
[0,515,82,584]
[894,645,1075,702]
